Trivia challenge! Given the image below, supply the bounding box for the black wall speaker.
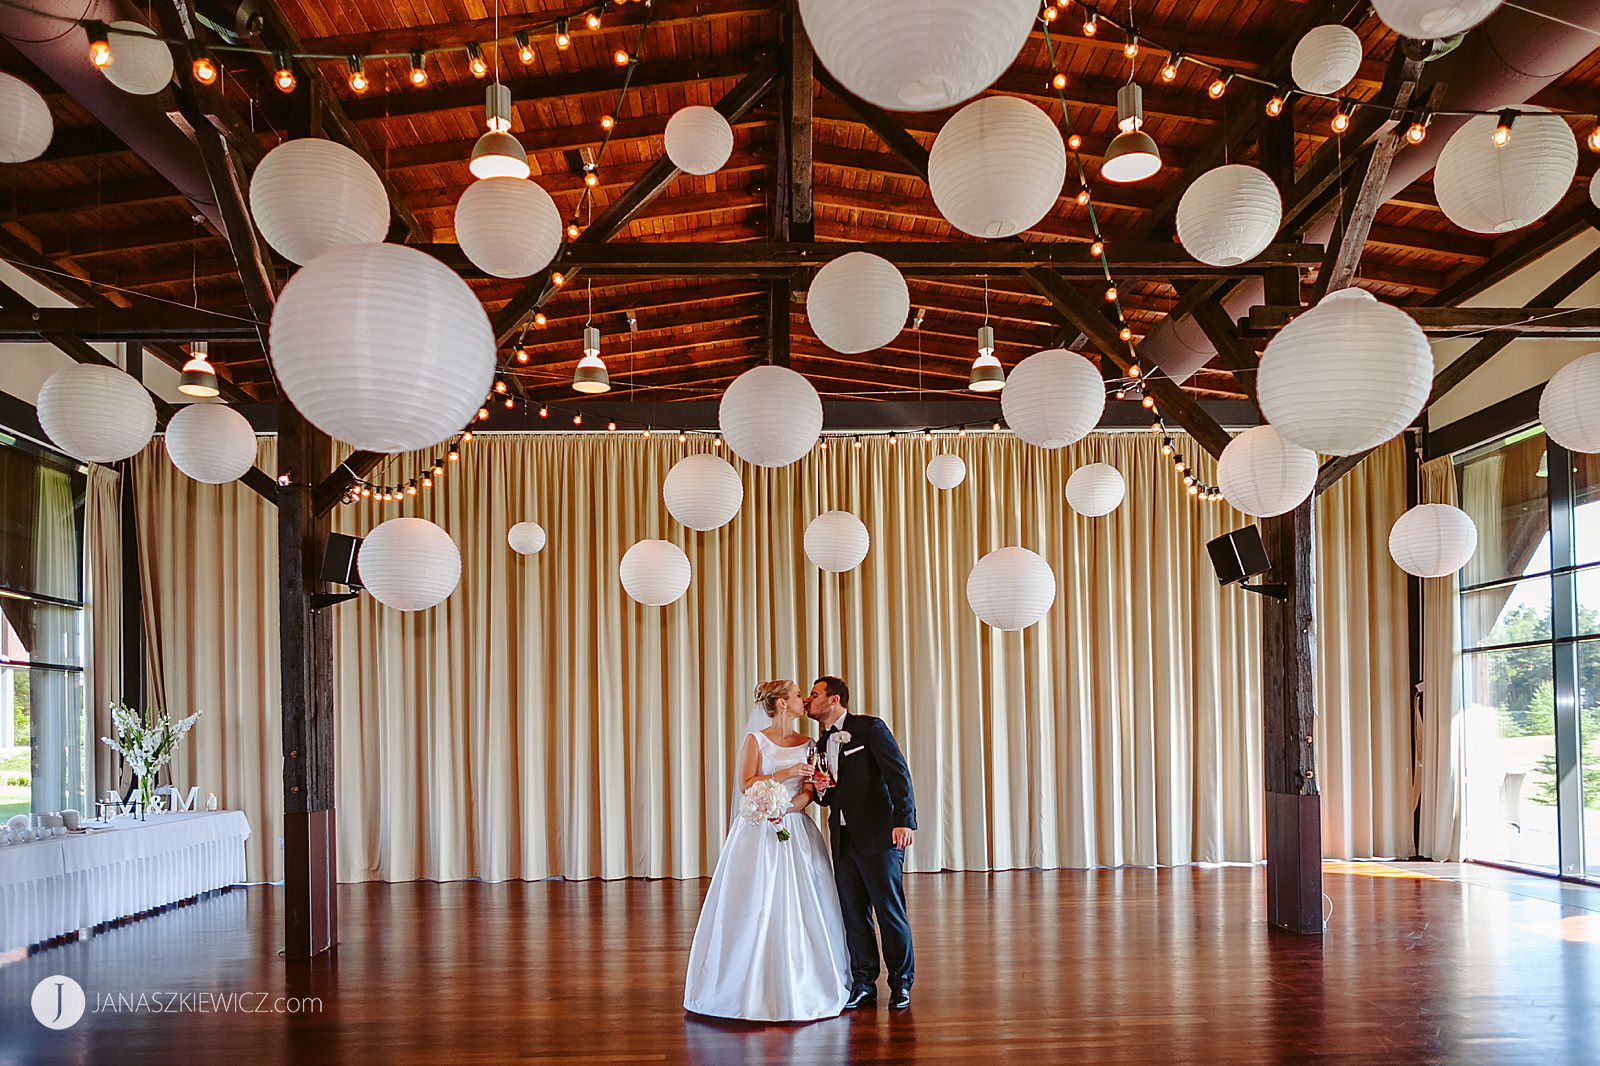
[320,533,364,588]
[1206,525,1272,587]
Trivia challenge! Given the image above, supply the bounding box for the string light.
[1160,53,1181,81]
[1405,114,1428,145]
[1076,188,1091,206]
[346,56,368,93]
[713,435,722,448]
[600,114,615,131]
[551,272,566,286]
[409,51,428,86]
[461,431,473,442]
[1207,70,1233,99]
[191,52,218,86]
[585,10,602,29]
[477,407,490,421]
[1067,133,1082,150]
[494,380,508,394]
[1104,285,1117,302]
[534,312,548,326]
[1331,101,1352,134]
[466,42,489,78]
[1082,9,1098,36]
[273,54,296,93]
[539,406,549,418]
[1142,395,1156,409]
[515,346,529,364]
[515,31,534,64]
[86,22,111,68]
[607,421,617,432]
[1265,92,1285,118]
[1123,35,1139,59]
[1588,128,1600,152]
[1090,240,1104,257]
[613,48,630,67]
[1051,73,1067,90]
[583,167,599,187]
[678,431,688,443]
[1042,5,1058,22]
[573,414,583,426]
[1119,326,1132,341]
[556,19,571,49]
[1493,109,1517,148]
[567,223,581,239]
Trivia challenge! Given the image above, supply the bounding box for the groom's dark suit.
[814,713,916,995]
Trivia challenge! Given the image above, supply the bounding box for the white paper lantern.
[270,242,495,452]
[1291,25,1363,95]
[1539,352,1600,453]
[663,106,734,175]
[1372,0,1504,39]
[358,517,461,611]
[620,540,692,606]
[1217,425,1318,518]
[805,252,909,354]
[718,366,824,467]
[1256,287,1432,455]
[164,404,257,484]
[798,0,1037,112]
[0,72,52,162]
[249,139,390,266]
[101,21,174,96]
[1434,105,1577,234]
[1001,349,1105,449]
[508,521,546,555]
[663,453,744,531]
[454,177,562,279]
[926,453,967,490]
[966,547,1056,631]
[36,364,156,463]
[1176,165,1283,267]
[1389,504,1478,578]
[804,511,870,572]
[1065,464,1126,517]
[929,96,1066,239]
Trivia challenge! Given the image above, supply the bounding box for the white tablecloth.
[0,811,250,952]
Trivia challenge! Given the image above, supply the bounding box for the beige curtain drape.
[84,464,123,803]
[126,432,1411,883]
[1417,456,1464,859]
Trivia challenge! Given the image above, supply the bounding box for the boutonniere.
[834,730,851,745]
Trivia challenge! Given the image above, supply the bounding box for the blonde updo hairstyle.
[754,679,795,718]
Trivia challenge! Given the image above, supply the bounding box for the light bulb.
[600,114,615,131]
[613,48,630,67]
[1493,109,1516,148]
[556,20,571,49]
[1105,285,1117,302]
[1076,188,1090,205]
[494,380,507,394]
[347,56,368,93]
[1265,94,1284,117]
[1090,240,1103,257]
[1043,5,1058,20]
[515,347,529,363]
[583,170,599,187]
[1119,326,1132,341]
[1082,11,1098,36]
[1067,133,1082,150]
[607,421,617,432]
[1406,119,1428,145]
[567,223,580,239]
[1331,104,1351,134]
[1123,36,1139,59]
[467,43,488,78]
[551,272,565,286]
[192,54,218,86]
[586,11,602,29]
[87,24,112,68]
[1207,72,1231,99]
[1141,395,1155,409]
[477,407,489,421]
[1160,55,1181,81]
[1588,127,1600,152]
[1051,73,1067,90]
[409,52,428,86]
[274,56,296,92]
[516,33,534,64]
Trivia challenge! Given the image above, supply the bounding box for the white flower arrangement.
[834,730,851,745]
[738,777,793,841]
[100,702,204,811]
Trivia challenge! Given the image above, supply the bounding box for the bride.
[684,679,850,1021]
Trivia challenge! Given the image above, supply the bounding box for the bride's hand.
[776,763,808,782]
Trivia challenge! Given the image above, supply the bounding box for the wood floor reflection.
[2,863,1597,1064]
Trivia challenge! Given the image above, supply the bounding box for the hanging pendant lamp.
[470,82,530,180]
[572,326,610,393]
[1101,82,1161,183]
[179,341,219,397]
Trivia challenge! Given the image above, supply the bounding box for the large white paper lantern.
[1256,287,1431,455]
[454,177,562,279]
[806,252,909,354]
[1065,464,1126,517]
[358,517,461,611]
[663,106,734,175]
[249,139,389,266]
[1217,425,1318,518]
[1389,504,1478,578]
[966,547,1056,631]
[804,511,870,572]
[1539,352,1600,453]
[718,366,823,467]
[798,0,1036,112]
[1372,0,1504,39]
[0,73,52,162]
[663,453,744,531]
[164,404,257,484]
[508,522,546,555]
[1434,105,1577,234]
[101,21,174,96]
[926,453,967,490]
[36,364,156,463]
[1291,25,1363,95]
[620,540,691,606]
[1176,165,1282,267]
[1001,349,1105,449]
[929,96,1066,239]
[270,242,495,452]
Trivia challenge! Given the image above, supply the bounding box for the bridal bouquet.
[100,702,204,812]
[738,778,793,842]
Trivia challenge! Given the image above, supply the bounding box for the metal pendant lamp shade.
[470,83,530,179]
[573,327,610,393]
[969,353,1006,392]
[179,341,220,397]
[1101,83,1160,184]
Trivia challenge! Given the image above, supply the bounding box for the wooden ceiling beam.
[1248,299,1600,338]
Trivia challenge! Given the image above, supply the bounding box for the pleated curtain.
[83,464,123,803]
[1416,456,1464,859]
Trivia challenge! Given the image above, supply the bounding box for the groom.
[804,675,916,1011]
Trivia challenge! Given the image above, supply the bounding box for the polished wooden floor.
[2,863,1598,1064]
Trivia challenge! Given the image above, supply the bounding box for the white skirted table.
[0,810,251,953]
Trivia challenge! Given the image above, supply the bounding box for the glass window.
[1573,451,1600,567]
[1463,578,1552,648]
[0,665,85,817]
[1462,645,1560,870]
[1458,429,1550,587]
[0,443,84,602]
[1581,641,1600,878]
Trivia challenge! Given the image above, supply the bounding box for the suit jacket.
[814,713,916,854]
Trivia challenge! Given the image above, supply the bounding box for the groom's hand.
[892,827,914,849]
[810,769,834,792]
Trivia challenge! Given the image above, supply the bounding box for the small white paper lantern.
[926,453,967,490]
[454,177,562,279]
[249,139,390,266]
[929,96,1066,239]
[663,106,734,175]
[806,252,909,354]
[269,242,495,452]
[1218,425,1318,518]
[620,539,692,606]
[798,0,1037,112]
[358,517,461,611]
[0,73,52,162]
[1256,287,1432,455]
[1372,0,1504,39]
[1001,349,1105,449]
[1539,352,1600,453]
[804,510,870,572]
[164,404,257,484]
[1065,463,1126,517]
[1291,25,1363,95]
[718,366,824,467]
[967,547,1056,631]
[1176,165,1283,267]
[101,21,174,96]
[663,453,744,531]
[508,522,546,555]
[36,364,156,463]
[1434,105,1577,234]
[1389,504,1478,578]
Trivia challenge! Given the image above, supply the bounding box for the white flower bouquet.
[100,702,204,813]
[738,777,793,841]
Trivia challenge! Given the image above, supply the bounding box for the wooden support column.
[277,405,337,958]
[120,344,145,736]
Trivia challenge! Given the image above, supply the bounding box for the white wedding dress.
[684,730,851,1021]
